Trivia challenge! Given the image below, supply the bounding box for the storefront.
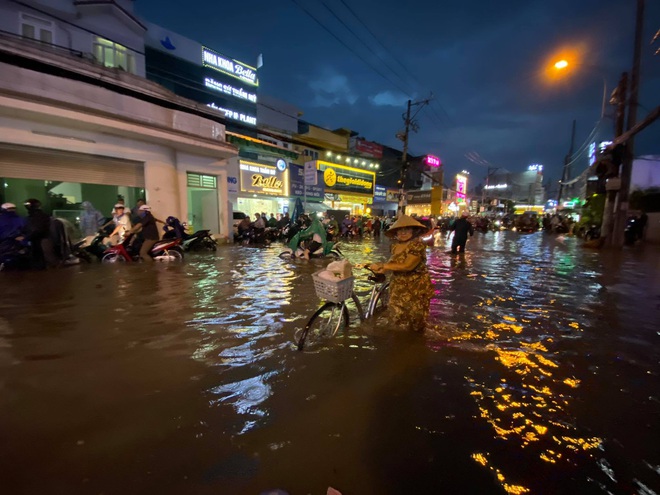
[0,144,145,227]
[235,159,290,217]
[309,160,375,215]
[405,190,433,217]
[372,185,399,217]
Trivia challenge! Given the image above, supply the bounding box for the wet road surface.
[1,231,659,494]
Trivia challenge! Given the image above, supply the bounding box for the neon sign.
[456,174,467,203]
[202,47,258,86]
[204,77,257,103]
[424,154,441,167]
[484,184,508,189]
[207,103,257,125]
[528,164,543,172]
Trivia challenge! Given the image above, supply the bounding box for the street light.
[551,59,608,119]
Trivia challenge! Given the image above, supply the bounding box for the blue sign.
[290,164,324,199]
[374,185,387,202]
[276,159,287,172]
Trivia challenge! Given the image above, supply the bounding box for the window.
[20,13,54,44]
[92,36,136,73]
[303,149,319,160]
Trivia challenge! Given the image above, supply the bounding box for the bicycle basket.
[312,270,354,303]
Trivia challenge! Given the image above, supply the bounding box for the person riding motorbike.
[291,214,328,260]
[0,203,26,244]
[107,204,132,245]
[162,216,187,239]
[23,198,58,269]
[128,204,159,263]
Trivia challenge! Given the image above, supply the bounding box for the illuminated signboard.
[207,103,256,125]
[314,160,375,196]
[456,174,467,203]
[425,155,441,167]
[528,164,543,172]
[204,77,257,103]
[589,141,613,166]
[202,47,258,86]
[484,184,508,190]
[239,160,287,196]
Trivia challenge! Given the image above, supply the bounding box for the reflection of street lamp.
[551,59,608,119]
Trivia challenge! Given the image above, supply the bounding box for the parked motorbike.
[162,217,217,252]
[163,229,217,252]
[101,234,184,263]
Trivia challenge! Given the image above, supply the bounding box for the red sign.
[425,154,441,167]
[355,139,383,159]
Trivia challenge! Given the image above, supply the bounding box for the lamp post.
[552,59,609,119]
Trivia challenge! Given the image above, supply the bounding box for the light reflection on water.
[0,232,658,494]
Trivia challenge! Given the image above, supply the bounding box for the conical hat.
[385,214,428,238]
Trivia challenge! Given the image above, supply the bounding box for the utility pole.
[557,119,577,206]
[602,72,628,246]
[612,0,645,247]
[396,96,432,216]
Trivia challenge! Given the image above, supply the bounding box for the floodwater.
[0,232,659,495]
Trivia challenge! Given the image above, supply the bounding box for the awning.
[226,132,298,160]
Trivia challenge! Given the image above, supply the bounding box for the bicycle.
[296,265,390,351]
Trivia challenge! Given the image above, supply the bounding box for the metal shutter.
[0,145,145,187]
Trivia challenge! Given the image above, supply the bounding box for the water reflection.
[0,233,658,494]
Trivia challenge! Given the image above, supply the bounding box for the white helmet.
[139,204,151,211]
[1,202,16,210]
[114,203,125,209]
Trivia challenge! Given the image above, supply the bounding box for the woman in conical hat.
[368,214,433,332]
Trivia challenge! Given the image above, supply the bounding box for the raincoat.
[288,218,329,253]
[0,210,26,241]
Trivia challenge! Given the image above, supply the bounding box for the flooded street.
[1,232,659,495]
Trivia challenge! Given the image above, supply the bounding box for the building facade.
[0,0,238,238]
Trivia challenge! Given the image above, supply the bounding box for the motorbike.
[236,226,272,246]
[101,234,184,263]
[278,231,342,260]
[0,238,30,271]
[163,229,217,252]
[72,231,110,261]
[162,217,217,252]
[624,217,637,245]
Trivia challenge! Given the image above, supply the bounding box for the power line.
[289,0,411,96]
[319,0,413,96]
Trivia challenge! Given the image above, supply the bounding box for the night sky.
[135,0,660,186]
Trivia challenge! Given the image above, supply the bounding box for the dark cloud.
[136,0,660,182]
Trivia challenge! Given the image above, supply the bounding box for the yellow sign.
[324,168,337,187]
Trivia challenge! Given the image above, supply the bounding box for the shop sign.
[202,47,258,86]
[316,160,375,196]
[386,189,400,202]
[239,160,285,196]
[406,190,432,204]
[339,194,373,205]
[227,175,239,193]
[290,164,324,199]
[353,139,383,159]
[207,103,257,125]
[204,77,257,103]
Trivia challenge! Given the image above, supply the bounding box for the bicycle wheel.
[297,302,348,351]
[371,282,390,315]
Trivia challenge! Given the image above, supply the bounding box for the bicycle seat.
[368,273,387,284]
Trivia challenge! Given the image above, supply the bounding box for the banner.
[406,190,432,204]
[290,164,324,199]
[354,139,383,159]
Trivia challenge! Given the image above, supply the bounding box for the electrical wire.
[289,0,411,96]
